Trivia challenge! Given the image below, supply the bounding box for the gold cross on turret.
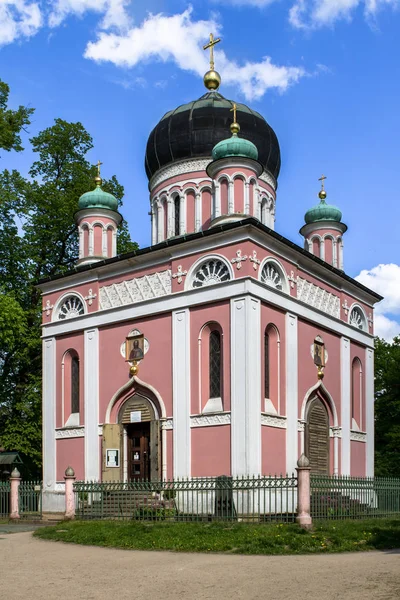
[203,33,221,71]
[230,103,237,124]
[318,174,327,190]
[96,160,103,177]
[230,102,240,134]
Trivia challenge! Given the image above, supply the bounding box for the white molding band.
[285,313,298,474]
[84,328,100,481]
[351,431,367,443]
[172,309,191,477]
[340,337,351,475]
[261,414,287,428]
[43,337,56,501]
[56,427,85,439]
[365,347,374,475]
[231,296,261,476]
[43,278,375,349]
[191,413,231,427]
[150,158,212,191]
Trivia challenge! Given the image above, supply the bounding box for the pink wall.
[98,313,173,422]
[220,179,229,215]
[166,430,173,479]
[56,437,85,481]
[297,319,341,424]
[350,441,366,476]
[191,426,231,476]
[261,427,285,475]
[234,177,244,213]
[261,304,286,414]
[190,302,231,414]
[249,181,255,215]
[187,190,195,232]
[56,333,84,428]
[351,342,366,430]
[202,189,212,229]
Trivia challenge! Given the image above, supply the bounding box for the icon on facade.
[125,333,145,377]
[313,338,325,379]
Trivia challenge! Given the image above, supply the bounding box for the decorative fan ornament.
[58,296,85,320]
[261,263,283,291]
[192,260,231,288]
[349,307,366,330]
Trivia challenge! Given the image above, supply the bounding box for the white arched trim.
[216,173,233,184]
[348,303,368,331]
[259,256,290,294]
[301,380,338,427]
[184,253,234,291]
[105,375,167,424]
[52,291,87,322]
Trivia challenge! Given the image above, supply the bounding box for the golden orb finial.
[95,160,103,187]
[203,33,221,91]
[318,174,327,200]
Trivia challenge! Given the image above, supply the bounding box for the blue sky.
[1,0,400,338]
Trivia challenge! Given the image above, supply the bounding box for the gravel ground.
[1,531,399,600]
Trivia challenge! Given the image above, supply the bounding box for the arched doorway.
[118,394,160,482]
[305,395,330,474]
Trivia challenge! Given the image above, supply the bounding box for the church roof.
[144,91,280,181]
[38,218,382,301]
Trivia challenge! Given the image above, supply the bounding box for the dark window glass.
[71,356,80,414]
[264,332,270,398]
[209,331,221,398]
[174,197,180,236]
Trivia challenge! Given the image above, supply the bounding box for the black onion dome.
[145,91,281,180]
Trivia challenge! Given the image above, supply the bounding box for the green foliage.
[0,79,34,153]
[374,336,400,477]
[0,88,137,477]
[34,518,400,554]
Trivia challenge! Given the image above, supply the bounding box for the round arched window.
[260,261,286,292]
[349,307,367,331]
[192,259,231,288]
[57,296,85,320]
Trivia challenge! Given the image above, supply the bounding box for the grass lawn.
[34,518,400,555]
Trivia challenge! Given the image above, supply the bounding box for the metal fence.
[0,481,10,518]
[311,475,400,520]
[19,481,42,519]
[74,475,298,522]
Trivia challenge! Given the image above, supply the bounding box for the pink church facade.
[39,82,381,512]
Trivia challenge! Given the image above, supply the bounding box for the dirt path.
[1,531,399,599]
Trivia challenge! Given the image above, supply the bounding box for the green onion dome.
[304,191,342,224]
[78,177,118,211]
[212,132,258,161]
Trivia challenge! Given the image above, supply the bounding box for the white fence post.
[64,466,76,520]
[296,454,312,529]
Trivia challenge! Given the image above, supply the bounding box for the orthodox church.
[39,36,381,511]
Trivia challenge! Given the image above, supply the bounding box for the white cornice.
[42,276,375,347]
[149,158,212,191]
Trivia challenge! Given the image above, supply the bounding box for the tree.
[0,79,34,152]
[0,116,137,477]
[374,336,400,477]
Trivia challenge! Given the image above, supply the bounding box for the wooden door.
[127,423,150,481]
[306,397,329,474]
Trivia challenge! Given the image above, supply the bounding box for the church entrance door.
[305,396,330,475]
[127,422,150,481]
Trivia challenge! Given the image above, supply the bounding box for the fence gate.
[0,481,10,518]
[19,481,42,519]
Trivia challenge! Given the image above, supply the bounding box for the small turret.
[300,176,347,269]
[75,161,122,265]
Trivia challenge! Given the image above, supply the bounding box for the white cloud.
[0,0,42,47]
[48,0,132,30]
[215,0,278,6]
[355,263,400,340]
[84,8,306,101]
[289,0,400,29]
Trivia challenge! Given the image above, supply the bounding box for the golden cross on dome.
[230,103,237,124]
[318,174,327,190]
[96,160,103,177]
[203,33,221,71]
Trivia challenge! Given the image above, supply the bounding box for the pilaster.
[230,296,261,476]
[340,336,351,475]
[285,313,298,474]
[42,337,56,502]
[172,309,191,477]
[84,328,99,481]
[365,347,374,476]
